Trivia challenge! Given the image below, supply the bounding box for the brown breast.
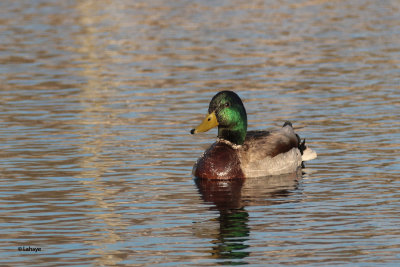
[193,141,245,179]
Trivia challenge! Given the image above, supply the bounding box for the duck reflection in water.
[195,170,302,264]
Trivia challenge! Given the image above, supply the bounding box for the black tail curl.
[297,135,307,169]
[283,121,307,168]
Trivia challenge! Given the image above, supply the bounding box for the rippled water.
[1,0,400,266]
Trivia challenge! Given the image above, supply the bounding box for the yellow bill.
[190,111,219,134]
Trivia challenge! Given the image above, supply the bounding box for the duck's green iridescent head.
[191,91,248,145]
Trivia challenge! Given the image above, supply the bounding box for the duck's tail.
[283,121,317,162]
[297,137,317,162]
[301,143,318,161]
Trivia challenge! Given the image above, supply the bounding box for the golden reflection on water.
[0,0,399,265]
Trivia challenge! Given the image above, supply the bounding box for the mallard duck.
[190,91,317,179]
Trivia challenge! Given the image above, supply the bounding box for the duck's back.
[238,126,303,177]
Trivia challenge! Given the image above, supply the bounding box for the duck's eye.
[224,102,230,108]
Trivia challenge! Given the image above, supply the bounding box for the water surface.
[1,0,400,266]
